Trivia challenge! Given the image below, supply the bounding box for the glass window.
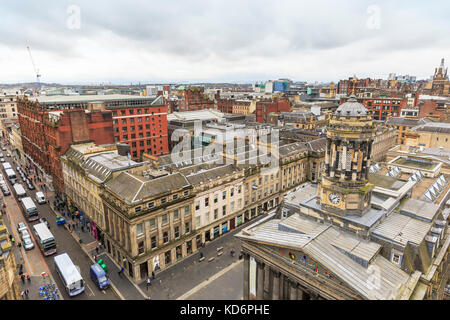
[151,236,157,249]
[173,209,179,220]
[149,218,156,229]
[195,216,201,228]
[162,214,168,225]
[184,206,190,216]
[138,241,145,254]
[163,231,169,243]
[174,226,180,238]
[185,222,190,234]
[137,223,143,235]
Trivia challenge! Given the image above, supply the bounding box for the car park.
[17,222,28,233]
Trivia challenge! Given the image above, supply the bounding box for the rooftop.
[29,94,156,104]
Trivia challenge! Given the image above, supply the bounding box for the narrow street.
[2,145,117,300]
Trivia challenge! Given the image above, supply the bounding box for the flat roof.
[30,94,155,104]
[391,157,439,171]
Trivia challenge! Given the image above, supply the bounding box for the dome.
[335,97,368,117]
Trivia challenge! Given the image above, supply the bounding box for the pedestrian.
[21,291,25,299]
[27,274,31,282]
[93,254,97,262]
[95,246,99,255]
[67,223,71,231]
[81,225,84,232]
[11,237,15,245]
[152,271,155,279]
[21,274,25,284]
[8,234,12,241]
[118,267,124,276]
[146,277,151,290]
[25,289,29,298]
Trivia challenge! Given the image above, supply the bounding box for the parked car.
[0,158,5,163]
[35,191,46,204]
[1,147,6,151]
[6,153,10,157]
[17,222,28,233]
[26,180,35,190]
[39,217,49,229]
[1,185,10,196]
[22,236,34,250]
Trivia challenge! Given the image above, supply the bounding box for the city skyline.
[1,0,449,84]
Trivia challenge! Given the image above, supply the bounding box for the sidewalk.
[47,197,145,300]
[137,214,265,300]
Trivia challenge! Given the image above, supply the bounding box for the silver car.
[20,229,31,240]
[22,236,34,250]
[17,222,27,233]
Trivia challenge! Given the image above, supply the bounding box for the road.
[1,147,117,300]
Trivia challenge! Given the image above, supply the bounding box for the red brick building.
[255,99,290,123]
[18,98,114,193]
[109,96,168,159]
[18,95,169,192]
[418,99,450,121]
[217,97,234,114]
[179,87,214,111]
[339,96,407,121]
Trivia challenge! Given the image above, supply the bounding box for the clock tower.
[318,96,376,216]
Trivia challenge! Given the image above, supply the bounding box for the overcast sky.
[0,0,449,84]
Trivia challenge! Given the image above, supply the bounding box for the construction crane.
[27,46,41,91]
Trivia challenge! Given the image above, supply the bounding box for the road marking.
[86,283,95,296]
[176,259,243,300]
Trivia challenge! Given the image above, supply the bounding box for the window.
[391,252,402,265]
[184,190,189,197]
[151,236,157,249]
[222,191,226,200]
[230,188,234,197]
[205,212,210,223]
[161,197,166,204]
[214,194,218,203]
[149,218,156,229]
[222,205,226,216]
[185,222,190,234]
[163,231,169,243]
[173,194,178,200]
[173,209,179,220]
[195,201,200,211]
[205,197,209,207]
[214,209,218,220]
[138,241,145,255]
[174,226,180,238]
[231,202,234,212]
[148,201,154,209]
[162,214,168,225]
[195,216,201,228]
[137,223,143,236]
[165,250,171,264]
[184,206,190,216]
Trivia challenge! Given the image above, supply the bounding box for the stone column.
[272,271,280,300]
[243,253,250,300]
[289,281,298,300]
[297,285,305,300]
[263,265,271,300]
[256,261,264,300]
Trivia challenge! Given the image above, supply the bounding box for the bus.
[54,253,85,297]
[21,197,39,222]
[5,168,17,184]
[13,183,27,199]
[33,222,56,256]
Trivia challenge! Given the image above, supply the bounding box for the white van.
[35,191,46,204]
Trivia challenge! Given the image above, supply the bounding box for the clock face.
[329,193,341,204]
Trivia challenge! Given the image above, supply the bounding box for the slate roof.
[237,213,412,300]
[371,212,431,246]
[410,122,450,134]
[335,98,368,116]
[105,171,191,204]
[386,117,432,127]
[183,164,241,185]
